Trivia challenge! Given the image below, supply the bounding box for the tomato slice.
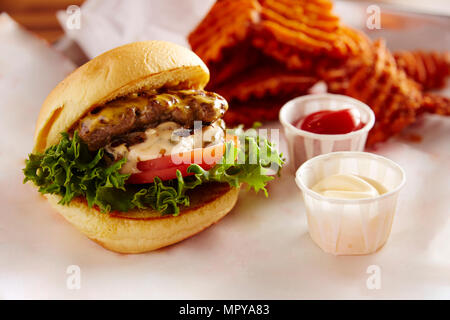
[127,162,215,184]
[127,134,238,184]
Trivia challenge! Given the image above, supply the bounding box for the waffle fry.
[188,0,449,146]
[251,2,370,69]
[207,44,265,88]
[188,0,260,64]
[251,36,317,70]
[320,42,450,119]
[394,50,450,90]
[223,99,285,126]
[217,62,318,126]
[421,94,450,116]
[214,64,318,102]
[320,40,423,146]
[316,47,372,94]
[189,0,364,68]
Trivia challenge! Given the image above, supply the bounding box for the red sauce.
[295,108,365,134]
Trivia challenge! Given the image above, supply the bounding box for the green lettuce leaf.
[23,128,284,215]
[187,126,284,197]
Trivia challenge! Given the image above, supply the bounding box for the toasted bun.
[33,41,209,153]
[46,183,239,254]
[33,41,236,254]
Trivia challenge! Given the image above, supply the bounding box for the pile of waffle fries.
[188,0,449,146]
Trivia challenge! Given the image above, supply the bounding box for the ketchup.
[295,108,365,134]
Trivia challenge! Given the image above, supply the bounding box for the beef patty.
[76,89,228,150]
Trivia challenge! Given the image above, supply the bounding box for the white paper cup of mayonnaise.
[279,94,375,172]
[295,152,405,255]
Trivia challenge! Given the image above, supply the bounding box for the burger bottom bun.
[46,183,239,254]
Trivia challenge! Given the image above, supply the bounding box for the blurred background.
[1,0,449,44]
[1,0,84,43]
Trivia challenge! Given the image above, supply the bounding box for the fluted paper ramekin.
[295,152,406,255]
[280,94,375,171]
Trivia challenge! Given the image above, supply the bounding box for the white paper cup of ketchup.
[279,94,375,171]
[295,152,406,255]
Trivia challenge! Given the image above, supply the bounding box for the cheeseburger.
[23,41,283,253]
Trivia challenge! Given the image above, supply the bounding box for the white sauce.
[107,121,225,174]
[311,174,387,200]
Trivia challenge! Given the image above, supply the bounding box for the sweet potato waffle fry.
[320,40,424,146]
[189,0,365,69]
[421,94,450,116]
[223,99,287,126]
[394,50,450,91]
[253,1,369,64]
[207,44,265,88]
[214,64,318,102]
[320,41,450,145]
[188,0,260,64]
[188,0,449,145]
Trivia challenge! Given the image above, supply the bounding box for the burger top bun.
[33,40,210,153]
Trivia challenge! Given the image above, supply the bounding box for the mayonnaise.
[107,121,225,174]
[311,174,387,199]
